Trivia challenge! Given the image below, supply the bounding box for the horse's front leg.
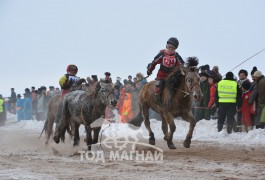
[182,111,196,148]
[85,125,93,151]
[92,127,101,144]
[143,105,155,145]
[164,113,176,149]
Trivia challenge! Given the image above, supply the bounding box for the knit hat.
[253,71,262,77]
[242,81,251,90]
[251,66,258,75]
[225,72,234,80]
[238,69,248,77]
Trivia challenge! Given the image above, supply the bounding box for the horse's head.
[95,80,117,108]
[185,57,203,101]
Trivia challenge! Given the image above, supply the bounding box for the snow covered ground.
[1,112,265,179]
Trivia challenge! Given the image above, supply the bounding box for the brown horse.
[130,57,202,149]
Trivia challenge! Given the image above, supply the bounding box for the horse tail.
[39,119,48,139]
[128,104,143,128]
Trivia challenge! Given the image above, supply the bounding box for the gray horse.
[39,78,88,144]
[53,80,117,150]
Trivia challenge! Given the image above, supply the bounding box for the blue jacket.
[22,97,32,120]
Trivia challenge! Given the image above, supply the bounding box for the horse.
[53,80,117,150]
[130,57,202,149]
[39,78,88,144]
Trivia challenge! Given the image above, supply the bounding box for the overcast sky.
[0,0,264,97]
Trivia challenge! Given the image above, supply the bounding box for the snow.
[2,112,265,147]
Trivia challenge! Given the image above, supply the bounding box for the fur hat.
[238,69,248,77]
[242,81,251,90]
[17,94,22,98]
[253,71,262,77]
[225,72,234,80]
[199,72,209,78]
[251,66,258,75]
[91,75,98,81]
[105,72,111,76]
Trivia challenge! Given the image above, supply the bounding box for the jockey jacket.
[147,49,184,80]
[59,74,79,90]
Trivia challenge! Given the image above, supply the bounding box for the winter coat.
[200,80,210,107]
[22,97,32,120]
[16,98,24,121]
[120,93,133,123]
[10,91,17,103]
[256,75,265,106]
[208,84,216,108]
[240,90,253,126]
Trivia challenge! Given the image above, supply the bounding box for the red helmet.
[66,64,78,75]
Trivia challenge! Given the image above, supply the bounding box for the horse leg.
[163,113,176,149]
[182,111,196,148]
[143,105,155,145]
[161,115,168,141]
[73,122,80,146]
[92,127,101,144]
[46,114,55,144]
[85,125,93,151]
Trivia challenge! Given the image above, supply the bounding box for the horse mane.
[185,57,199,72]
[163,68,186,110]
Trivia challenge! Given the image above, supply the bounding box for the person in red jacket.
[208,73,217,117]
[239,81,253,132]
[147,37,184,103]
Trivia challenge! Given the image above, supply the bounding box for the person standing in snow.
[216,72,242,134]
[16,94,24,121]
[0,94,6,126]
[22,93,33,120]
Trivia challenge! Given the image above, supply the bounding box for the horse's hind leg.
[46,115,55,144]
[73,122,80,146]
[143,105,155,145]
[182,111,196,148]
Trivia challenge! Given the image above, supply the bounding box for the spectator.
[127,75,134,86]
[22,93,33,120]
[31,86,37,115]
[49,86,56,96]
[114,77,123,91]
[254,71,265,128]
[195,72,210,121]
[208,73,217,118]
[136,72,147,88]
[0,94,6,126]
[10,88,17,114]
[216,72,242,134]
[103,72,112,84]
[120,93,133,123]
[212,66,222,82]
[240,81,253,132]
[16,94,24,121]
[236,69,251,132]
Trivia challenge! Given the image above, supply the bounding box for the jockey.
[147,37,185,103]
[59,64,79,98]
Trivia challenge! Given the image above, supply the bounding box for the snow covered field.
[1,113,265,179]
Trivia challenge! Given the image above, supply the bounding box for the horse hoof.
[73,140,80,146]
[149,139,155,145]
[53,136,60,144]
[183,140,191,148]
[167,142,176,149]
